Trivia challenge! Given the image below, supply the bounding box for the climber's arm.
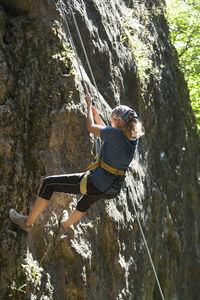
[92,106,106,126]
[85,94,105,137]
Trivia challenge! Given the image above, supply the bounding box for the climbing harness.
[80,155,126,194]
[127,187,165,300]
[87,154,126,176]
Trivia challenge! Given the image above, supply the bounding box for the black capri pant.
[39,172,115,212]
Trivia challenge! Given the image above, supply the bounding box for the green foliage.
[121,3,166,86]
[166,0,200,134]
[8,282,26,298]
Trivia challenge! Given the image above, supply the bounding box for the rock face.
[0,0,199,299]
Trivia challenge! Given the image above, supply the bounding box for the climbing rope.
[59,0,88,93]
[67,0,102,105]
[59,0,101,153]
[127,187,165,300]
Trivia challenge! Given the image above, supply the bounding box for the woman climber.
[9,94,144,231]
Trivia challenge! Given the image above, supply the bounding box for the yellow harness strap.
[87,155,101,171]
[87,155,126,176]
[100,160,125,176]
[80,155,126,195]
[80,171,90,195]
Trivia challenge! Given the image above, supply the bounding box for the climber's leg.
[9,173,83,231]
[9,197,49,231]
[60,209,85,229]
[59,178,117,229]
[26,197,49,226]
[38,173,83,200]
[26,173,83,226]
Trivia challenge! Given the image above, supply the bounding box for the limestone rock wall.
[0,0,199,299]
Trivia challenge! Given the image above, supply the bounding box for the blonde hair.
[111,105,144,140]
[121,118,145,140]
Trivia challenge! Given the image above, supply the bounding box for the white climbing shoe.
[9,209,32,232]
